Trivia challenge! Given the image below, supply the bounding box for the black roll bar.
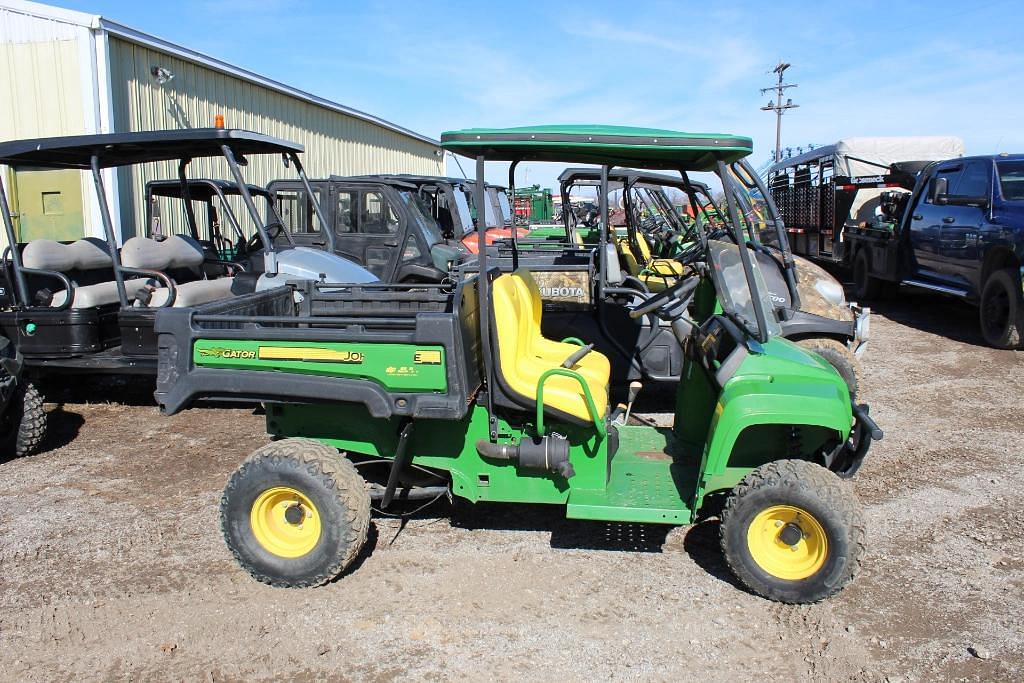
[474,155,497,440]
[717,159,769,344]
[0,175,30,305]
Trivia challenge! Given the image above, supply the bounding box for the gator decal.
[193,339,447,392]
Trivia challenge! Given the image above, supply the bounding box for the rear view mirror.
[931,176,949,204]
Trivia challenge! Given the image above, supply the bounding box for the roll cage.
[0,128,328,309]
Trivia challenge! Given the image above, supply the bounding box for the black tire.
[796,337,860,398]
[720,459,865,604]
[852,249,883,301]
[0,381,46,459]
[220,438,370,588]
[979,268,1024,349]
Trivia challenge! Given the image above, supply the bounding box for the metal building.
[0,0,442,246]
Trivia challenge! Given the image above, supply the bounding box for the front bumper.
[826,403,883,479]
[849,303,871,358]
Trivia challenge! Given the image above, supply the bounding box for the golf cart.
[154,125,881,603]
[552,167,869,394]
[0,128,375,376]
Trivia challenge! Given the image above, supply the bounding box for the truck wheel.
[0,381,46,460]
[852,249,883,301]
[221,438,370,588]
[795,338,860,398]
[979,268,1024,349]
[720,459,864,604]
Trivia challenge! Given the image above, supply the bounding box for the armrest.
[20,267,75,311]
[119,267,176,307]
[561,343,594,369]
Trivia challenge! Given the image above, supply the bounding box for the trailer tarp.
[767,136,965,178]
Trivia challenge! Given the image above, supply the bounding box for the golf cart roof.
[441,125,753,169]
[343,174,474,186]
[0,129,304,170]
[557,167,711,193]
[146,179,272,201]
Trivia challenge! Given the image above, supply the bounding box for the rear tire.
[720,459,865,604]
[796,338,860,398]
[0,381,46,459]
[221,438,370,588]
[979,268,1024,349]
[852,249,883,301]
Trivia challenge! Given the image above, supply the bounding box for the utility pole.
[760,62,799,163]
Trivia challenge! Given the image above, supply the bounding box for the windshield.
[707,240,782,339]
[452,186,473,235]
[723,161,778,247]
[495,189,512,224]
[483,189,499,228]
[997,161,1024,200]
[399,191,444,246]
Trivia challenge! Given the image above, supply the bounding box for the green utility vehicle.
[155,125,881,603]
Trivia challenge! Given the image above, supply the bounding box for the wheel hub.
[250,486,322,558]
[746,505,829,580]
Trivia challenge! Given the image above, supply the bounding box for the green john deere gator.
[154,125,882,603]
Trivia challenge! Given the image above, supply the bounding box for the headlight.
[814,279,846,306]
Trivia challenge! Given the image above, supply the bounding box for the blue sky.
[56,0,1024,190]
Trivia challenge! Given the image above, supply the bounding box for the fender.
[693,350,853,510]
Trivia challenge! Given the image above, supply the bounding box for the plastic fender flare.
[693,387,853,510]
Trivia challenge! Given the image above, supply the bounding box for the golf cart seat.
[616,236,684,292]
[121,235,236,307]
[23,238,151,308]
[490,269,609,424]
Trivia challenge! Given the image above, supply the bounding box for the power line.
[760,62,799,164]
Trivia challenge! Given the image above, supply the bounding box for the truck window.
[925,166,963,204]
[953,161,991,198]
[997,161,1024,200]
[336,191,355,233]
[276,189,322,234]
[362,192,400,234]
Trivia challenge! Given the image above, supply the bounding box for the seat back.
[121,234,205,273]
[23,237,112,272]
[616,237,643,276]
[489,269,609,425]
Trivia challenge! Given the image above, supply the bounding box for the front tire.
[0,381,46,459]
[852,249,883,301]
[979,268,1024,349]
[795,337,860,398]
[221,438,370,588]
[720,460,865,603]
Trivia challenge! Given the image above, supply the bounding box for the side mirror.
[931,177,949,204]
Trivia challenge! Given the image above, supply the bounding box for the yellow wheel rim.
[746,505,828,581]
[250,486,322,558]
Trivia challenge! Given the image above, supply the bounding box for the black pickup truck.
[847,154,1024,349]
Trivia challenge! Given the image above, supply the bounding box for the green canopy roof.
[441,125,753,170]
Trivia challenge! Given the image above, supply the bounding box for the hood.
[259,247,379,289]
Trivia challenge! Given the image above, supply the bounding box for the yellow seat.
[490,269,609,423]
[616,236,685,292]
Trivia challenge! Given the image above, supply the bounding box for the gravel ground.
[1,286,1022,682]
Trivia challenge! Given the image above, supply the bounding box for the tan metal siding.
[108,38,442,238]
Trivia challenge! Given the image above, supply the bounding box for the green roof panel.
[441,125,753,170]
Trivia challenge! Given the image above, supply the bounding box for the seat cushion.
[50,277,152,308]
[146,277,236,308]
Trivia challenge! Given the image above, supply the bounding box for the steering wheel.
[628,275,700,320]
[245,222,286,253]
